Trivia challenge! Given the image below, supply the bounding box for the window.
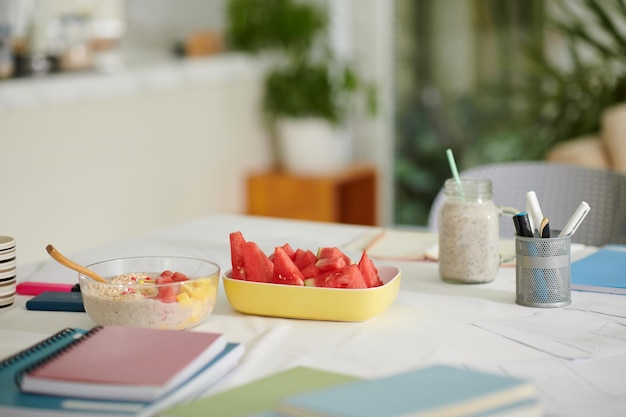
[393,0,544,226]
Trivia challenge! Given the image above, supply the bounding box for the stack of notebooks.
[162,365,542,417]
[4,326,542,416]
[0,325,244,416]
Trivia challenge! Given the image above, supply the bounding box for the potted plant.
[519,0,626,154]
[225,0,376,173]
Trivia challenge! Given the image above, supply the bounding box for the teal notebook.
[571,245,626,295]
[276,365,541,417]
[0,327,244,417]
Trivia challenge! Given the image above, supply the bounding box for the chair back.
[427,161,626,246]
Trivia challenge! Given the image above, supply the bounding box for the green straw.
[446,148,461,184]
[446,148,464,198]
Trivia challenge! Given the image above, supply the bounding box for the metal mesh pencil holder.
[515,234,571,308]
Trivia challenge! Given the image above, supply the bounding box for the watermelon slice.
[171,272,189,282]
[358,251,383,288]
[281,243,296,260]
[242,241,273,282]
[155,271,178,302]
[156,272,173,284]
[271,246,305,286]
[317,247,351,265]
[293,249,317,270]
[316,246,352,272]
[229,231,247,280]
[157,286,178,303]
[300,261,322,279]
[316,255,348,272]
[268,243,296,261]
[158,270,173,281]
[305,265,368,289]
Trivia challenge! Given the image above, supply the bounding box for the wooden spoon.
[46,244,107,283]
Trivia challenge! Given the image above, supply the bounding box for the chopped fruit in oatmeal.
[81,269,217,329]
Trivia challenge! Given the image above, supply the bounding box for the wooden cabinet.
[247,165,377,225]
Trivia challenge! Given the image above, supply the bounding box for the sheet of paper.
[343,228,515,263]
[565,302,626,325]
[474,309,626,359]
[342,229,438,261]
[344,230,589,267]
[466,353,626,417]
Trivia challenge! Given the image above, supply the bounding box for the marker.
[514,212,548,302]
[540,217,550,238]
[16,282,76,296]
[513,212,534,237]
[526,191,544,236]
[559,201,591,237]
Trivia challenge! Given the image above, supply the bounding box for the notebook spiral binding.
[1,328,75,371]
[12,326,103,386]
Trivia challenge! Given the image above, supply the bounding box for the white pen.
[526,191,544,236]
[559,201,591,237]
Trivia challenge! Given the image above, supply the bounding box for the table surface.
[3,214,625,417]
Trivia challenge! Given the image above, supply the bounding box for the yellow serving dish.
[222,266,401,322]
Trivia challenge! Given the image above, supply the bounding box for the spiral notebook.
[0,327,244,416]
[17,326,228,401]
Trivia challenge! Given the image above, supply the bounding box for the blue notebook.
[0,327,244,417]
[571,245,626,295]
[276,365,541,417]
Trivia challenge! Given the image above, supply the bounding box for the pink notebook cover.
[26,326,225,386]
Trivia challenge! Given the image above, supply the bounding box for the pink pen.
[16,282,76,296]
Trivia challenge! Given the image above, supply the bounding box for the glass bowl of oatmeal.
[78,256,220,330]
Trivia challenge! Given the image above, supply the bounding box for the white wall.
[349,0,394,226]
[0,0,395,267]
[0,55,273,266]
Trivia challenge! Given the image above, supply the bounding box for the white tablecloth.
[3,214,625,416]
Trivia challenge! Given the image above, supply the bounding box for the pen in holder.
[515,233,571,308]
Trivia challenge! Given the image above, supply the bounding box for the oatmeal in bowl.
[78,256,220,330]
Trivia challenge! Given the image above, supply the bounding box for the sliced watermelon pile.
[228,231,383,289]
